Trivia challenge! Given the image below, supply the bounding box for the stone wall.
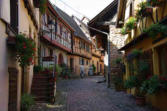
[109,25,127,67]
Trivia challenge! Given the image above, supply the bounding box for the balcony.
[92,48,101,58]
[73,47,92,59]
[41,25,71,52]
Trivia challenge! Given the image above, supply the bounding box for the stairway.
[31,71,55,103]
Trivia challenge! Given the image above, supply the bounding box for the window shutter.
[10,0,18,33]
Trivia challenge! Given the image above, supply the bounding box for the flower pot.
[136,96,145,106]
[145,7,153,13]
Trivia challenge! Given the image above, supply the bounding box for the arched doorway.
[58,53,64,65]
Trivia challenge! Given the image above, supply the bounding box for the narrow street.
[56,76,156,111]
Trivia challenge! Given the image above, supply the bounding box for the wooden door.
[8,68,18,111]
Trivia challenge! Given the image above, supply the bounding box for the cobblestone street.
[57,76,156,111]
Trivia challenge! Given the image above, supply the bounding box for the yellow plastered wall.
[19,0,39,94]
[123,0,167,110]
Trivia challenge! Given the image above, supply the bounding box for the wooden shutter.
[10,0,18,33]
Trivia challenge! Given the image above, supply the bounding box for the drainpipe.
[87,26,111,88]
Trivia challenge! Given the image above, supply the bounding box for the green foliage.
[33,65,44,73]
[125,17,137,31]
[21,93,35,111]
[135,2,150,20]
[113,58,122,66]
[61,64,71,78]
[39,0,47,14]
[92,64,96,73]
[126,49,142,61]
[120,17,137,35]
[144,23,167,39]
[16,34,36,67]
[112,75,123,86]
[124,75,139,89]
[141,75,160,95]
[148,0,164,6]
[121,27,128,35]
[138,61,149,73]
[132,49,142,58]
[55,64,62,76]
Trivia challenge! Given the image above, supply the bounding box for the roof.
[89,0,118,26]
[119,16,167,51]
[53,5,90,42]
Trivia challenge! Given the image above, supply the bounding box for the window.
[130,2,133,17]
[158,45,167,75]
[79,58,84,65]
[57,24,60,35]
[49,49,53,56]
[86,60,89,65]
[82,58,85,65]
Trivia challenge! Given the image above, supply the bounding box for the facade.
[73,16,105,75]
[39,2,73,68]
[91,37,105,75]
[0,0,39,111]
[71,16,93,76]
[88,0,125,76]
[118,0,167,110]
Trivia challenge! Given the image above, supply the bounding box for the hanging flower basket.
[15,34,36,67]
[148,0,165,7]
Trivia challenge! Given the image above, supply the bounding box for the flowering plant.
[16,34,36,67]
[159,75,167,89]
[147,0,165,6]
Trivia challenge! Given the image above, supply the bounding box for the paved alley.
[57,76,156,111]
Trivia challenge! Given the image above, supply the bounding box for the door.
[8,68,18,111]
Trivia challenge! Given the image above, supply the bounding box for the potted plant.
[120,17,137,35]
[121,27,128,35]
[147,0,165,7]
[55,64,62,81]
[92,64,96,75]
[143,23,167,39]
[33,65,44,74]
[126,49,142,62]
[39,0,47,14]
[135,2,152,21]
[141,75,160,95]
[159,75,167,90]
[112,74,124,91]
[125,59,149,105]
[21,93,35,111]
[125,74,147,105]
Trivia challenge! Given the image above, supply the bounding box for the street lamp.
[88,26,111,88]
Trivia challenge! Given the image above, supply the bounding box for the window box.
[7,36,16,47]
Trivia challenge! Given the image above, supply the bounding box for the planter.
[33,0,40,8]
[150,0,165,7]
[142,7,153,17]
[145,7,153,13]
[136,96,145,106]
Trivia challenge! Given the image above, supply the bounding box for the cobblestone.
[57,76,156,111]
[32,76,156,111]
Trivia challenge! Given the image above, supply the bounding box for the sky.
[50,0,113,20]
